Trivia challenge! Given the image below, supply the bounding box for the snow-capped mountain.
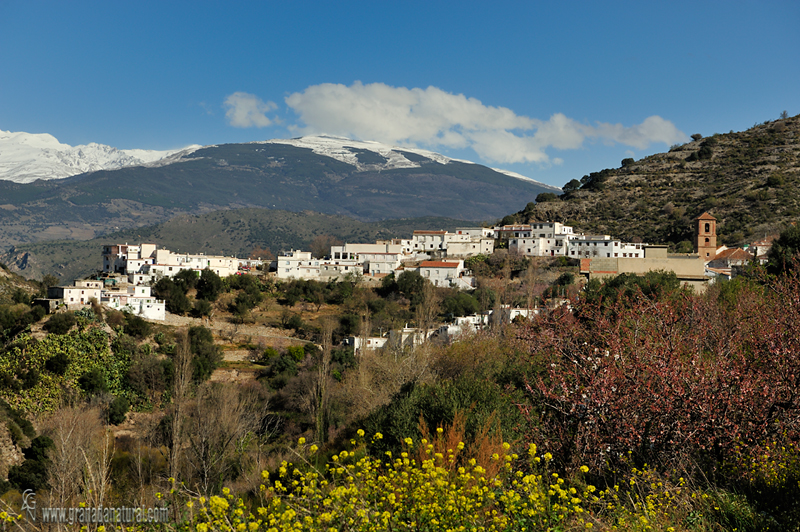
[0,130,200,183]
[261,135,551,186]
[0,130,555,188]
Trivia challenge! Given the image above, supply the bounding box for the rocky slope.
[512,114,800,246]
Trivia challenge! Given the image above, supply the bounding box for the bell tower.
[694,212,717,260]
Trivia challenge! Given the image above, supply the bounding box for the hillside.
[0,208,471,281]
[513,114,800,246]
[0,264,40,304]
[0,136,556,249]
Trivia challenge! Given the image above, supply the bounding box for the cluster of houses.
[42,243,259,320]
[276,228,495,288]
[40,212,774,326]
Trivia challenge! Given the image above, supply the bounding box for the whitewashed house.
[508,222,574,257]
[276,250,321,280]
[418,260,469,288]
[47,286,102,309]
[412,230,448,252]
[102,285,165,320]
[568,235,644,258]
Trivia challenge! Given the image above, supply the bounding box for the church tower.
[694,212,717,260]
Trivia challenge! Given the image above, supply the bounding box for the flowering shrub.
[170,436,725,532]
[518,270,800,472]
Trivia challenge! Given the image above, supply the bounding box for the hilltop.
[511,114,800,247]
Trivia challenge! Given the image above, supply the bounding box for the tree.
[691,133,703,141]
[621,158,635,167]
[196,269,223,301]
[768,225,800,274]
[310,235,343,259]
[780,110,789,120]
[169,329,193,482]
[154,278,191,315]
[8,435,54,491]
[173,268,199,292]
[189,326,222,381]
[562,179,581,193]
[519,270,800,471]
[123,312,151,338]
[535,192,559,203]
[182,382,262,494]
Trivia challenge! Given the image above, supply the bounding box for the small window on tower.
[705,223,710,232]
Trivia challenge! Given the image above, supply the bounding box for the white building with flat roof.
[276,250,321,280]
[568,235,644,259]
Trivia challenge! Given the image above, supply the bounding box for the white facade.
[412,230,448,252]
[47,286,102,308]
[104,242,238,279]
[454,227,495,238]
[508,222,575,257]
[418,260,466,287]
[568,235,644,258]
[276,250,321,280]
[346,336,389,355]
[102,285,165,320]
[359,252,402,276]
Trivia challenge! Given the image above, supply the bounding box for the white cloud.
[224,92,277,128]
[283,82,688,164]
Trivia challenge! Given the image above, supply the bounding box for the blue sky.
[1,1,798,188]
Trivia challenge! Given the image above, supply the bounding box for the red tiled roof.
[413,230,446,235]
[712,248,753,261]
[695,211,717,221]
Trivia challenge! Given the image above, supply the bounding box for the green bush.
[44,352,70,375]
[535,192,559,203]
[287,345,306,362]
[43,312,76,334]
[123,312,151,339]
[9,435,53,492]
[192,298,212,318]
[107,395,129,425]
[78,368,108,395]
[6,421,24,446]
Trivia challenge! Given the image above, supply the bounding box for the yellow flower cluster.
[181,436,605,531]
[175,437,719,532]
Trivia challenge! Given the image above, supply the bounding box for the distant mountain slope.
[0,129,196,183]
[0,208,473,281]
[511,114,800,246]
[0,135,556,249]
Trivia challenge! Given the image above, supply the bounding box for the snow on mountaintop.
[261,136,553,187]
[263,135,459,169]
[0,129,554,189]
[0,130,199,183]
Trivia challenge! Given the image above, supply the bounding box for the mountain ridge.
[0,137,555,249]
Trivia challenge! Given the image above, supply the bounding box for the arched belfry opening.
[694,212,717,260]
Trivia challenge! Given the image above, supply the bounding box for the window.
[705,223,710,232]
